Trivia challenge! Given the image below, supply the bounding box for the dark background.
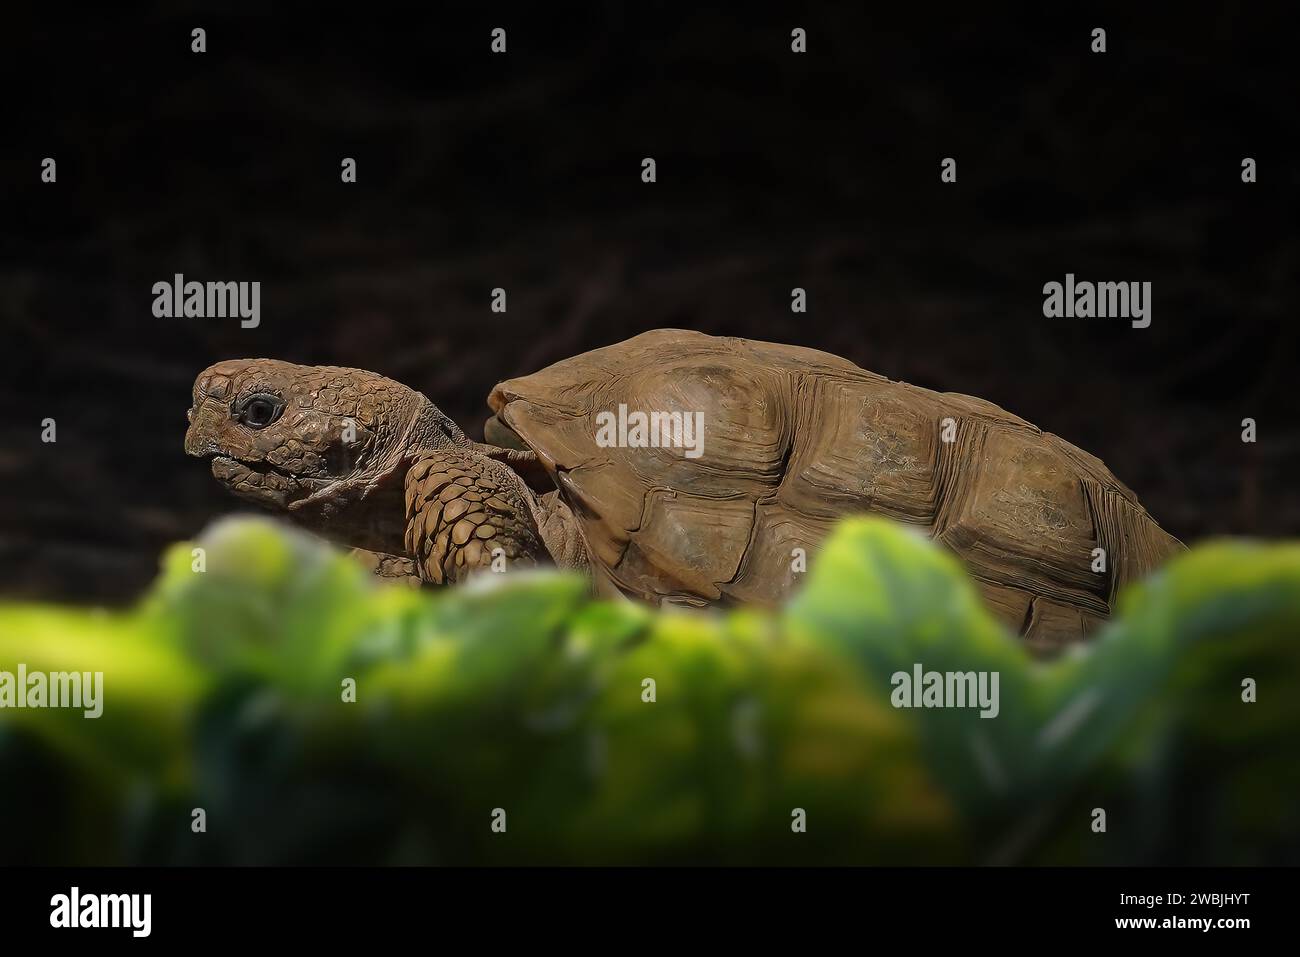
[2,3,1295,603]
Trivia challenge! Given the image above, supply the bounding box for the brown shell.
[487,329,1184,651]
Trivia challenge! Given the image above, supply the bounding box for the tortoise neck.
[405,394,470,452]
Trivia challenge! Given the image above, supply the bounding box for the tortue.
[185,328,1184,651]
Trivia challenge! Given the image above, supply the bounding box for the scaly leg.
[403,447,550,584]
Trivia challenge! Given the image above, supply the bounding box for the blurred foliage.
[1,516,1296,865]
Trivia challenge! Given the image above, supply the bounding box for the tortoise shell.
[487,329,1183,650]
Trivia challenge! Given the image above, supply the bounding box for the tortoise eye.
[236,393,284,429]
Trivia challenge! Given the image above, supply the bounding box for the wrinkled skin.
[185,359,463,554]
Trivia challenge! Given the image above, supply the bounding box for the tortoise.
[184,328,1184,650]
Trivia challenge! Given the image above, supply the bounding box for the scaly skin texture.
[185,359,567,583]
[403,453,546,582]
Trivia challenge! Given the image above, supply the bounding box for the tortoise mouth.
[208,454,327,508]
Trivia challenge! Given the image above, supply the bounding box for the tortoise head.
[185,358,464,551]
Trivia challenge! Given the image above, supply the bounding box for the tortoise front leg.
[403,448,550,584]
